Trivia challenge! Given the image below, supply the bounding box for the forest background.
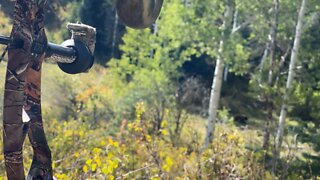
[0,0,320,179]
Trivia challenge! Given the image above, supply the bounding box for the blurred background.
[0,0,319,179]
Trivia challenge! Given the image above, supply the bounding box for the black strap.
[0,45,8,63]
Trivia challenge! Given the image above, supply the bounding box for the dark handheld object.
[0,23,96,74]
[57,39,94,74]
[46,42,77,59]
[0,35,11,45]
[0,35,76,62]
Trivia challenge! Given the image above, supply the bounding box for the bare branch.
[117,164,155,179]
[232,15,257,34]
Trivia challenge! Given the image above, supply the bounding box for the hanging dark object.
[116,0,164,28]
[1,0,163,179]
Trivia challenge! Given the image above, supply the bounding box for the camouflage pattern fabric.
[3,0,53,179]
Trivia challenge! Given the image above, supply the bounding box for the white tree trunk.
[262,0,279,150]
[268,0,279,86]
[111,12,119,58]
[203,0,238,149]
[275,0,307,152]
[203,41,225,148]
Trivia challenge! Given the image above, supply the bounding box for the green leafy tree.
[108,0,198,130]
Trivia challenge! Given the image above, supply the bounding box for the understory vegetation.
[0,64,316,179]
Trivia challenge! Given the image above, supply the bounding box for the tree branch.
[232,15,257,34]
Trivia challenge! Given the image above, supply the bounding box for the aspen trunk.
[275,0,307,152]
[203,0,235,148]
[111,12,119,58]
[262,0,279,151]
[203,46,225,148]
